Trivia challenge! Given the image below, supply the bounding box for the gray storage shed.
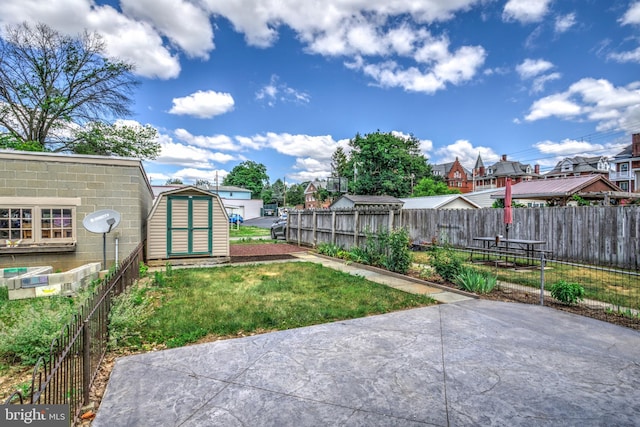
[146,186,229,263]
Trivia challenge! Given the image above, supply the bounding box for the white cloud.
[154,137,236,169]
[620,2,640,25]
[256,75,310,106]
[609,47,640,64]
[433,139,499,167]
[174,128,241,152]
[531,72,561,93]
[516,58,554,79]
[554,12,576,33]
[0,0,182,79]
[120,0,214,59]
[169,90,235,118]
[289,157,331,182]
[502,0,552,24]
[525,78,640,132]
[171,167,228,184]
[533,139,604,156]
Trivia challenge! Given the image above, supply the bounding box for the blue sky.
[3,0,640,186]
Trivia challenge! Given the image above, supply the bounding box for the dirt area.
[229,243,307,263]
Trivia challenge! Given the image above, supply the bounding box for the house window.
[487,168,493,175]
[0,199,78,246]
[620,182,629,191]
[454,171,461,178]
[0,208,32,241]
[621,164,629,172]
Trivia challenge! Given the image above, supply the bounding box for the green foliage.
[412,177,461,197]
[550,280,585,305]
[348,131,430,197]
[270,178,286,205]
[380,228,412,274]
[165,263,173,277]
[108,284,153,349]
[0,134,46,152]
[428,245,464,282]
[317,228,412,274]
[454,267,497,294]
[73,121,160,159]
[0,300,75,365]
[0,23,156,158]
[571,194,591,206]
[153,271,167,287]
[223,160,270,199]
[165,178,183,185]
[285,182,306,207]
[0,286,8,301]
[316,243,342,257]
[139,262,149,278]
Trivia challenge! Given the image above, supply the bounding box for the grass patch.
[229,226,271,238]
[413,250,640,309]
[134,262,435,348]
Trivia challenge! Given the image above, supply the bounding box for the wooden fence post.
[353,210,359,248]
[331,211,336,245]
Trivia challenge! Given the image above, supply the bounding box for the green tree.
[195,179,211,188]
[165,178,183,185]
[331,146,350,178]
[271,179,286,206]
[349,131,429,197]
[413,177,461,197]
[285,183,306,207]
[0,22,160,159]
[223,160,269,199]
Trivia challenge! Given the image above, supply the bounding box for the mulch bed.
[229,243,307,263]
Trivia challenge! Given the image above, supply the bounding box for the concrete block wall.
[7,262,101,300]
[0,151,154,271]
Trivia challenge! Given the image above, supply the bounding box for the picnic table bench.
[469,236,551,266]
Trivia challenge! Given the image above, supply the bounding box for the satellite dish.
[83,209,121,234]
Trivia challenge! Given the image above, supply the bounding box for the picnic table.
[471,236,548,266]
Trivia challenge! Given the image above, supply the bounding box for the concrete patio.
[93,299,640,426]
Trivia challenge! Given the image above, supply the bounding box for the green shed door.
[167,195,212,257]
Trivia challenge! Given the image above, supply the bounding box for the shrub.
[317,242,341,257]
[550,280,585,305]
[0,302,75,365]
[108,283,153,349]
[454,267,497,294]
[139,262,149,278]
[428,245,464,282]
[382,228,412,274]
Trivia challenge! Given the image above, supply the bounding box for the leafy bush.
[550,280,585,305]
[108,283,153,349]
[139,262,149,278]
[0,302,75,365]
[382,227,412,274]
[454,267,497,294]
[428,245,464,282]
[317,242,342,257]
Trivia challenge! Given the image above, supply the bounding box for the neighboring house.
[546,156,610,178]
[304,180,331,209]
[609,133,640,192]
[0,150,153,271]
[473,154,540,190]
[146,186,229,264]
[490,175,628,206]
[431,158,474,193]
[330,195,404,210]
[401,195,480,209]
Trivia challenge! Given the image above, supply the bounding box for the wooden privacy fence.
[287,205,640,270]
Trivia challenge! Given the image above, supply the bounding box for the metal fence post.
[539,252,545,306]
[82,320,91,405]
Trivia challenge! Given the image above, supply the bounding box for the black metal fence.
[3,243,143,424]
[458,247,640,313]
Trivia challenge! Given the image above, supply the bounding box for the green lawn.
[229,225,271,238]
[127,262,435,348]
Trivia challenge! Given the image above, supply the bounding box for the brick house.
[609,133,640,192]
[473,154,540,190]
[303,180,332,209]
[546,156,610,178]
[431,157,473,193]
